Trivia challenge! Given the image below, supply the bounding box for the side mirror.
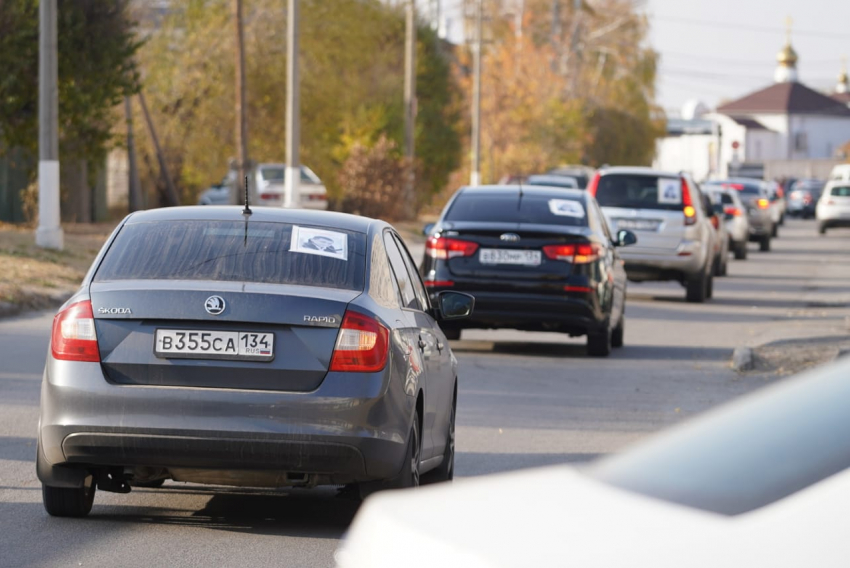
[437,291,475,320]
[615,229,637,247]
[423,223,435,236]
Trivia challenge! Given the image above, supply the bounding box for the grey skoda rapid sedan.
[37,206,473,517]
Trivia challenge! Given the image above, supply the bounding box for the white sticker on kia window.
[290,226,348,261]
[548,199,585,218]
[658,178,681,204]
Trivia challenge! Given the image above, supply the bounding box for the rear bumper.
[38,358,411,487]
[429,289,604,335]
[618,250,706,282]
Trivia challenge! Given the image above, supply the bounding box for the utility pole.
[234,0,249,206]
[402,0,417,218]
[36,0,63,249]
[470,0,482,187]
[138,91,180,207]
[124,97,143,212]
[284,0,300,208]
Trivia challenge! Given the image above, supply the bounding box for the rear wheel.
[733,241,747,260]
[423,391,455,484]
[759,235,771,251]
[359,410,421,498]
[611,316,625,348]
[587,327,612,357]
[706,272,714,299]
[686,272,708,303]
[819,223,827,235]
[771,223,778,238]
[43,480,95,518]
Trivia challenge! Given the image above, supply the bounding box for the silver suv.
[590,167,716,303]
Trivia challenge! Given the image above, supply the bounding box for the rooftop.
[717,82,850,117]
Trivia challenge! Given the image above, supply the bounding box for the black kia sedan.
[421,185,635,356]
[37,206,473,517]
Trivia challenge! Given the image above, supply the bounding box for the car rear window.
[830,186,850,197]
[94,220,365,290]
[526,175,578,188]
[444,193,587,226]
[595,174,684,211]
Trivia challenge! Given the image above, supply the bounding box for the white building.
[654,36,850,180]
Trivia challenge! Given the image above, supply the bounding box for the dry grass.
[0,222,115,312]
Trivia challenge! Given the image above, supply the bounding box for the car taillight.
[723,206,742,217]
[329,311,389,373]
[306,194,327,201]
[542,243,599,264]
[757,198,769,209]
[723,183,745,191]
[424,280,455,288]
[260,193,277,200]
[586,172,601,196]
[681,178,696,226]
[51,300,100,362]
[426,236,479,259]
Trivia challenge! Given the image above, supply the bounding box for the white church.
[654,34,850,181]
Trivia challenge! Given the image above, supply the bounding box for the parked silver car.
[703,179,773,252]
[198,164,328,209]
[590,167,716,303]
[704,187,750,260]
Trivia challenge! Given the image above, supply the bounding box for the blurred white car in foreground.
[337,357,850,568]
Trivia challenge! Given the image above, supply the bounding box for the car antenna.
[242,175,252,216]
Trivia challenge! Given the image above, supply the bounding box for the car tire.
[819,223,827,235]
[686,272,708,303]
[611,316,625,348]
[733,241,747,260]
[442,327,461,341]
[423,390,455,484]
[42,481,95,518]
[779,213,785,226]
[360,410,421,499]
[706,273,714,299]
[587,328,612,357]
[771,223,778,238]
[718,254,728,276]
[759,235,771,252]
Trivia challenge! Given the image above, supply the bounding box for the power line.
[652,15,849,41]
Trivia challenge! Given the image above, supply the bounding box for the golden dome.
[777,42,798,67]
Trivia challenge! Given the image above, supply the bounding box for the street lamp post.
[36,0,63,249]
[470,0,483,187]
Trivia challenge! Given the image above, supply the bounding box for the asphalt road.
[2,219,850,567]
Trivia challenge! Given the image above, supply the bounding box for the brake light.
[586,172,601,196]
[723,206,742,217]
[424,280,455,288]
[329,311,389,373]
[51,301,100,362]
[564,285,592,293]
[723,183,745,191]
[757,198,769,209]
[426,236,479,259]
[710,215,719,230]
[543,243,599,264]
[260,193,277,200]
[681,178,696,226]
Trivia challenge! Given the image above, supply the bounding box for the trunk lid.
[91,281,355,392]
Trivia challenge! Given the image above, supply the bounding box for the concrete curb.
[731,347,754,372]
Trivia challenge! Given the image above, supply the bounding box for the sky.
[433,0,850,117]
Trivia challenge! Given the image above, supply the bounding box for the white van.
[829,164,850,182]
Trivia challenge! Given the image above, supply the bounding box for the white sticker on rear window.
[658,178,681,204]
[290,226,348,261]
[548,199,585,218]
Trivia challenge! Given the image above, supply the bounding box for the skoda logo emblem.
[204,296,226,315]
[500,233,520,242]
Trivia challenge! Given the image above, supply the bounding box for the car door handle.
[418,338,427,351]
[436,341,444,352]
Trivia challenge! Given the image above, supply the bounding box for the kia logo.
[500,233,520,242]
[204,296,226,315]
